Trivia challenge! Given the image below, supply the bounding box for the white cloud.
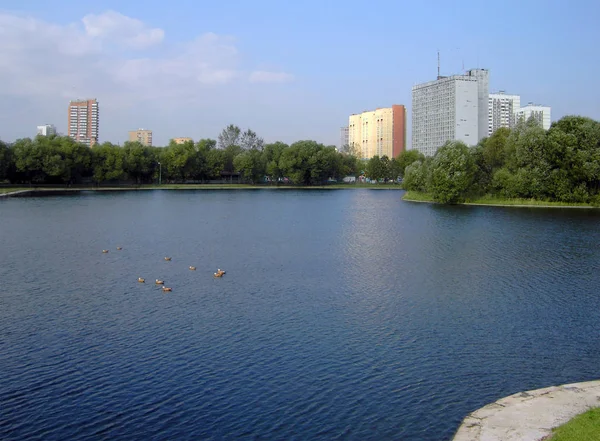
[0,10,295,144]
[249,71,295,83]
[82,10,164,49]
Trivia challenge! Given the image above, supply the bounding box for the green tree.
[123,141,155,184]
[396,149,425,177]
[0,141,11,182]
[195,138,217,181]
[92,142,125,183]
[402,160,430,192]
[12,138,46,184]
[365,156,386,181]
[262,142,287,183]
[429,141,476,203]
[482,127,511,170]
[162,139,198,182]
[234,148,265,183]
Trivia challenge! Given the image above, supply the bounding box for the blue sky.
[0,0,598,147]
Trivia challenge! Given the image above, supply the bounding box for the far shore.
[403,191,600,209]
[0,183,404,197]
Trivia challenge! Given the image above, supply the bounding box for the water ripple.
[1,192,600,440]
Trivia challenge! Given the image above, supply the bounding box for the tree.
[365,156,386,181]
[402,160,430,192]
[0,141,10,182]
[161,139,198,182]
[12,138,45,184]
[341,142,361,158]
[234,148,265,183]
[263,142,287,183]
[429,141,476,203]
[396,149,425,177]
[388,157,402,181]
[240,129,264,150]
[217,124,241,149]
[92,143,125,183]
[195,138,217,181]
[123,141,155,184]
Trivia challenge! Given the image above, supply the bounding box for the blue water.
[1,190,599,440]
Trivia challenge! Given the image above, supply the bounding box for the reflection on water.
[1,190,599,440]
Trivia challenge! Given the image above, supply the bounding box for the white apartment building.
[412,69,488,156]
[488,92,520,136]
[515,103,551,130]
[37,124,57,136]
[340,126,349,149]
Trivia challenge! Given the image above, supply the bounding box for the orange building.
[348,104,406,159]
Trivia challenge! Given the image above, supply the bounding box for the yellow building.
[348,105,406,159]
[172,137,193,144]
[128,129,153,146]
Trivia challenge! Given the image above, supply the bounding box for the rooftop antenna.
[437,50,440,79]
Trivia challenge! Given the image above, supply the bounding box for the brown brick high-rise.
[68,99,99,147]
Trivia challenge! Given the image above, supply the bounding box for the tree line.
[0,125,356,186]
[401,115,600,204]
[0,123,415,186]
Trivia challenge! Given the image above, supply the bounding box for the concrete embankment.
[452,380,600,441]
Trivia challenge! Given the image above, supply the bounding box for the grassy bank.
[549,407,600,440]
[0,188,29,194]
[402,191,599,208]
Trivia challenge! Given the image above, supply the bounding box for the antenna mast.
[437,50,440,79]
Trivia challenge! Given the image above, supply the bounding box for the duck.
[155,279,164,285]
[189,266,196,271]
[217,268,226,275]
[214,272,224,278]
[138,277,145,283]
[162,286,172,292]
[102,250,109,253]
[164,257,172,261]
[116,246,122,250]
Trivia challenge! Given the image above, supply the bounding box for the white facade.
[488,92,521,136]
[515,103,551,130]
[467,69,490,143]
[37,124,57,136]
[340,126,349,149]
[412,73,482,157]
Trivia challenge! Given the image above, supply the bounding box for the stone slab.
[452,380,600,441]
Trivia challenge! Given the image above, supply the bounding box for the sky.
[0,0,598,147]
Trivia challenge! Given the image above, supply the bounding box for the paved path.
[452,380,600,441]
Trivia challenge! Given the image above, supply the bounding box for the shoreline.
[452,379,600,441]
[402,193,600,210]
[0,185,404,197]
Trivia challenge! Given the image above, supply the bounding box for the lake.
[1,189,599,440]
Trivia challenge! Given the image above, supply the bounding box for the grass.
[0,188,29,194]
[401,191,435,202]
[138,183,404,190]
[548,407,600,440]
[402,191,598,208]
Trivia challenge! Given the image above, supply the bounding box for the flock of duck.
[102,247,227,292]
